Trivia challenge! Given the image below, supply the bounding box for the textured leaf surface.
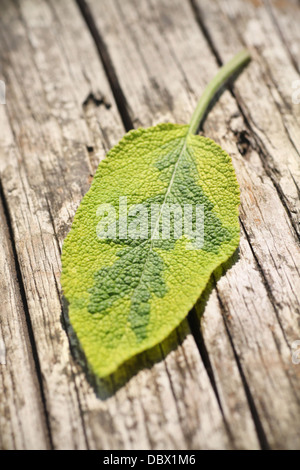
[61,124,240,377]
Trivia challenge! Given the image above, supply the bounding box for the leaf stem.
[188,49,251,135]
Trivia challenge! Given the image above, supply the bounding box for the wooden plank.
[85,0,300,448]
[0,0,232,449]
[0,197,49,449]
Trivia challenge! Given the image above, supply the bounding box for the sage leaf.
[61,50,250,377]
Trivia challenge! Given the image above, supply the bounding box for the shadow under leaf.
[61,296,190,400]
[61,247,240,400]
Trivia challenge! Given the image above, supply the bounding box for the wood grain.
[0,0,299,449]
[0,197,49,449]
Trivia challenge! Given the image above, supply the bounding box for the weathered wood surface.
[0,0,299,450]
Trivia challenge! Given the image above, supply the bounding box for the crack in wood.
[77,0,133,132]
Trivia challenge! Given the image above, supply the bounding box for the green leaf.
[61,50,250,378]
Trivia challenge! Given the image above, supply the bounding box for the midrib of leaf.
[129,136,187,313]
[150,137,187,248]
